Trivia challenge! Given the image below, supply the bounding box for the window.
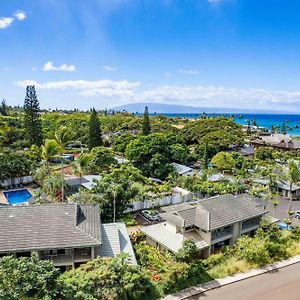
[212,225,232,240]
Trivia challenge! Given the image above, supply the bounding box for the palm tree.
[284,160,300,215]
[72,153,90,196]
[272,199,279,218]
[55,126,74,201]
[41,139,60,200]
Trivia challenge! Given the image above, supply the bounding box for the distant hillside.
[112,103,287,114]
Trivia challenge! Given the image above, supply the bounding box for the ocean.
[161,113,300,136]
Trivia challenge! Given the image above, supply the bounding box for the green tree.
[175,240,199,263]
[61,254,156,300]
[41,139,60,199]
[125,133,174,179]
[0,99,8,116]
[142,106,151,135]
[90,165,147,222]
[170,143,190,164]
[23,85,43,146]
[71,153,91,196]
[88,108,103,149]
[87,146,116,173]
[0,253,65,300]
[211,151,236,173]
[55,126,75,201]
[284,160,300,213]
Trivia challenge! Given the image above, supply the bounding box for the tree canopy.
[23,85,43,146]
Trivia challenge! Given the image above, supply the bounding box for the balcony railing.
[40,249,92,264]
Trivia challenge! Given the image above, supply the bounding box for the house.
[64,175,101,194]
[251,134,300,150]
[171,162,198,177]
[253,178,300,200]
[141,194,267,257]
[0,204,136,271]
[238,145,255,157]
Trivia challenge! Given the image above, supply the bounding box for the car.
[141,210,161,221]
[277,222,293,230]
[293,211,300,219]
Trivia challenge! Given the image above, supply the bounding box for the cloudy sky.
[1,0,300,111]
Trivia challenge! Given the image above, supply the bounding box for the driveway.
[266,197,300,227]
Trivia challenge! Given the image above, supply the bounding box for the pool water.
[3,189,32,205]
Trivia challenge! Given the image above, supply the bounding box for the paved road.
[266,197,300,226]
[188,263,300,300]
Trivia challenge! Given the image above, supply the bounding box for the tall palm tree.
[55,126,74,201]
[284,160,300,214]
[41,139,60,200]
[72,153,90,196]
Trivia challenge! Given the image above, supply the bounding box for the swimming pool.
[3,189,32,205]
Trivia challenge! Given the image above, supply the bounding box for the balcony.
[242,217,260,233]
[40,248,92,266]
[211,226,233,242]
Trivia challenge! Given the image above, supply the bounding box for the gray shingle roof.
[171,162,194,175]
[0,204,101,253]
[160,194,267,231]
[100,222,137,264]
[197,195,267,230]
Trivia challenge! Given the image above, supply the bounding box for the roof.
[239,145,255,156]
[251,134,300,150]
[81,175,101,190]
[141,223,208,253]
[197,195,267,230]
[64,176,89,187]
[253,178,300,191]
[100,222,137,264]
[171,162,195,175]
[0,204,101,253]
[160,194,267,231]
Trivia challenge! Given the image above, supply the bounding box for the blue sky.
[1,0,300,111]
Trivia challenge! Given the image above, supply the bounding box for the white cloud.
[14,79,300,110]
[103,65,117,71]
[43,61,76,72]
[14,11,26,21]
[0,17,14,29]
[135,85,300,109]
[3,67,12,71]
[32,67,38,72]
[178,69,199,75]
[15,79,140,99]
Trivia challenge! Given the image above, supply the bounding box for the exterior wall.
[195,228,211,245]
[230,222,241,245]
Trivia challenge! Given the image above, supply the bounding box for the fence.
[125,191,193,213]
[0,176,33,188]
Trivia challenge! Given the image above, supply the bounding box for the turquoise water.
[4,189,32,205]
[162,113,300,136]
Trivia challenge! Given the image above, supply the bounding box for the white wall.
[125,191,193,213]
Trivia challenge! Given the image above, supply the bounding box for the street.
[266,197,300,227]
[188,263,300,300]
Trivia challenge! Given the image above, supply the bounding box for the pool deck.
[0,186,36,205]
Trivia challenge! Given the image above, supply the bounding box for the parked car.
[293,211,300,219]
[278,222,293,230]
[141,210,161,221]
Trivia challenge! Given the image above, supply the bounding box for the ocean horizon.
[151,113,300,136]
